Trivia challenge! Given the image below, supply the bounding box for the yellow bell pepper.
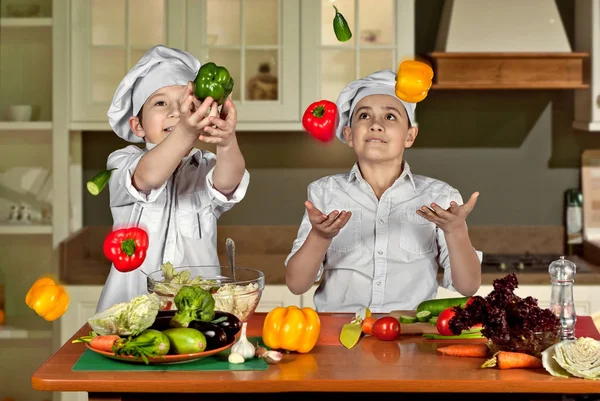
[262,306,320,353]
[25,277,70,321]
[395,60,434,103]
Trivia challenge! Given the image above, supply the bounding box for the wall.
[82,0,600,228]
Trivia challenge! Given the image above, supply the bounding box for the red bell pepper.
[302,100,338,143]
[103,227,149,272]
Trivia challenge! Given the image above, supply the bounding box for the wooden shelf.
[0,224,52,235]
[0,122,52,131]
[0,18,52,27]
[426,52,590,90]
[0,315,53,340]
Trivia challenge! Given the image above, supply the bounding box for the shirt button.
[378,250,383,255]
[376,281,382,286]
[378,219,384,224]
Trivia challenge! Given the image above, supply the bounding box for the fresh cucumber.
[416,310,431,322]
[163,328,207,354]
[399,315,418,324]
[87,168,116,195]
[416,297,470,317]
[429,316,438,326]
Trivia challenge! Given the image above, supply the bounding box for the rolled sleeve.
[205,167,250,213]
[436,187,483,292]
[107,146,167,207]
[285,182,325,282]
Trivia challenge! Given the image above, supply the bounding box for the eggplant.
[211,311,242,342]
[150,310,176,331]
[188,321,229,350]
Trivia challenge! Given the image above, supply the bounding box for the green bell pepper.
[193,62,235,105]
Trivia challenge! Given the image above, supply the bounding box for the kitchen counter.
[32,313,600,399]
[59,226,600,286]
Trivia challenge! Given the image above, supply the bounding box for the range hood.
[427,0,588,89]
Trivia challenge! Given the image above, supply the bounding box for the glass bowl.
[488,330,560,358]
[146,265,264,322]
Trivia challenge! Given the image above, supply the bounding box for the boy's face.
[342,94,418,164]
[129,84,187,144]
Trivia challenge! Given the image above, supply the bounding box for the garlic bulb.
[231,322,255,359]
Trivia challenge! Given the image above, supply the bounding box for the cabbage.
[88,293,160,336]
[542,337,600,380]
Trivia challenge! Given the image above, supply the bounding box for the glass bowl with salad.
[146,262,265,322]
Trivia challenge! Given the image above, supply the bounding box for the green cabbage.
[88,293,160,336]
[542,337,600,380]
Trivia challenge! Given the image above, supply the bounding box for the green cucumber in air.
[87,168,116,195]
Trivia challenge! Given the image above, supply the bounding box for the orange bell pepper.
[25,277,70,321]
[262,306,320,353]
[395,60,434,103]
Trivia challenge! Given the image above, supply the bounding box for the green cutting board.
[72,337,268,372]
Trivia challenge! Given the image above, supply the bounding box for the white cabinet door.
[185,0,300,127]
[300,0,414,115]
[70,0,183,123]
[257,284,302,311]
[54,286,103,401]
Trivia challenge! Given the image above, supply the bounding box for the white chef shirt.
[96,144,250,312]
[285,161,482,313]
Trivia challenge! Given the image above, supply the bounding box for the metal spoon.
[226,237,236,282]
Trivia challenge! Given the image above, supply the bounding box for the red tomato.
[436,307,456,336]
[371,317,401,341]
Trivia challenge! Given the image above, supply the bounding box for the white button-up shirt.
[96,144,250,312]
[285,161,482,313]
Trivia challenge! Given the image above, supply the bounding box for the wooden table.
[32,313,600,401]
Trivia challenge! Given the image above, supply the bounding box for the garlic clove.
[231,322,255,359]
[228,352,245,364]
[260,350,283,364]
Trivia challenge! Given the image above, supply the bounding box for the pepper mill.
[548,256,577,340]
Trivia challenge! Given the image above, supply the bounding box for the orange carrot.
[362,317,377,335]
[437,344,490,358]
[89,335,122,352]
[481,351,543,369]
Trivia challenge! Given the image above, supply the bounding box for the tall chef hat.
[107,45,201,143]
[334,69,416,143]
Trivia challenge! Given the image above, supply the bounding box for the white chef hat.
[107,45,201,143]
[334,69,416,143]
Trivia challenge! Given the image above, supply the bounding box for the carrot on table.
[362,317,377,335]
[89,335,122,352]
[436,344,489,358]
[481,351,543,369]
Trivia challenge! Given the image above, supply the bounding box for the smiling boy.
[96,46,249,312]
[285,69,482,313]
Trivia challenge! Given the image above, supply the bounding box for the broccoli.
[170,286,216,328]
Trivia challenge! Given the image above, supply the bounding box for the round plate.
[85,341,234,364]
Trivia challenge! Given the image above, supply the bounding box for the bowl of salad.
[146,263,265,322]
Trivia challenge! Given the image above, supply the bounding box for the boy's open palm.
[416,192,479,234]
[305,200,352,240]
[199,96,237,147]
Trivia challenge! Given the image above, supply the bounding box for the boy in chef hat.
[285,69,482,313]
[96,45,249,313]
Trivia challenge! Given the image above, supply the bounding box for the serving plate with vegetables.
[74,283,244,365]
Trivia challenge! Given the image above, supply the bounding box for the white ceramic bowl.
[6,105,33,122]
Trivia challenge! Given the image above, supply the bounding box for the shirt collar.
[145,142,202,166]
[347,160,417,191]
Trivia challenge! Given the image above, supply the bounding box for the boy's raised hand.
[305,200,352,240]
[178,81,216,136]
[199,96,237,148]
[416,192,479,234]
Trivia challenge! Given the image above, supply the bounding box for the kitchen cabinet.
[69,0,413,130]
[300,0,414,114]
[70,0,301,130]
[573,0,600,131]
[70,0,182,124]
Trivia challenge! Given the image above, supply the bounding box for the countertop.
[32,313,600,396]
[59,226,600,286]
